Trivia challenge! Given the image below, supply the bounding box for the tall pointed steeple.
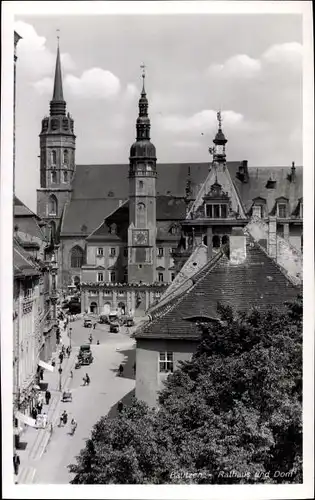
[50,38,66,116]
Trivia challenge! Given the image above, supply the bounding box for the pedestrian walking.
[31,407,37,421]
[85,373,90,385]
[13,452,20,476]
[59,413,64,427]
[70,418,77,435]
[70,370,73,379]
[59,352,64,364]
[117,401,123,414]
[93,322,96,330]
[45,389,51,406]
[118,364,124,377]
[36,401,43,414]
[62,410,68,425]
[39,368,44,381]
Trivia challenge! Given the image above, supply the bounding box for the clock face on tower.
[132,229,149,246]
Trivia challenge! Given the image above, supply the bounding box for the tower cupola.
[129,66,156,165]
[213,111,227,164]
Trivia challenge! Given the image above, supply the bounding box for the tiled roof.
[136,240,300,340]
[227,165,303,215]
[14,216,46,241]
[14,240,41,278]
[61,198,122,235]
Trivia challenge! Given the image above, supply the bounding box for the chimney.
[268,217,277,259]
[290,161,296,182]
[229,227,246,264]
[236,160,249,183]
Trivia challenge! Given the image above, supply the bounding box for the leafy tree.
[69,297,302,484]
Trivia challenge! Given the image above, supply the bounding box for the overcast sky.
[14,13,302,211]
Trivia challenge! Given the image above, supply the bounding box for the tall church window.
[63,150,69,165]
[51,150,57,165]
[62,171,68,183]
[51,171,57,184]
[48,195,57,216]
[70,246,84,268]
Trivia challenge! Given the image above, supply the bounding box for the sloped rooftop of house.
[136,239,300,340]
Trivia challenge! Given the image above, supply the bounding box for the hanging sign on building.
[15,412,36,427]
[38,360,54,372]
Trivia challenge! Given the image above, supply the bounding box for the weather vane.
[217,110,222,129]
[140,63,146,80]
[56,28,60,46]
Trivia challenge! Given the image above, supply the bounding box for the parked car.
[109,323,120,333]
[99,314,109,324]
[84,318,92,328]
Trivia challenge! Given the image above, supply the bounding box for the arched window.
[90,302,98,314]
[63,171,68,183]
[51,150,57,165]
[212,235,221,248]
[63,150,69,164]
[70,246,84,268]
[51,171,57,184]
[48,195,57,216]
[222,235,229,245]
[137,202,146,228]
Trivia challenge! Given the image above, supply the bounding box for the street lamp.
[69,328,72,349]
[58,366,62,392]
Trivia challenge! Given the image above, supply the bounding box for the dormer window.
[205,203,228,218]
[278,203,287,218]
[252,205,262,218]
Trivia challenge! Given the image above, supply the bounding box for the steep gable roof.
[136,240,300,340]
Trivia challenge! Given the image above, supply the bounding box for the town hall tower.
[128,68,157,284]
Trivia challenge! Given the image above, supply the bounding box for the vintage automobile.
[78,344,93,364]
[126,317,135,327]
[109,323,120,333]
[99,314,108,324]
[62,390,73,402]
[84,318,92,328]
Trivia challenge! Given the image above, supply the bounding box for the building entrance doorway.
[90,302,98,314]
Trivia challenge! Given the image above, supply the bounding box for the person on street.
[70,370,73,379]
[39,368,44,381]
[93,322,96,330]
[59,413,64,427]
[62,410,68,425]
[59,352,64,364]
[85,373,90,385]
[36,401,43,414]
[31,407,37,421]
[45,389,51,406]
[61,345,65,356]
[89,333,93,344]
[70,418,77,435]
[118,364,124,377]
[13,452,20,476]
[117,401,123,414]
[66,346,71,357]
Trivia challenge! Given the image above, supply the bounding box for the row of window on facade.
[203,201,302,219]
[96,271,175,283]
[50,150,70,165]
[96,247,177,258]
[50,170,69,184]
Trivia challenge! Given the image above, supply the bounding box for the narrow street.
[34,319,136,484]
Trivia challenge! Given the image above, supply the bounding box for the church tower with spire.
[37,40,76,242]
[128,67,157,284]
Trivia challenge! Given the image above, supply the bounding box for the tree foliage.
[69,297,302,484]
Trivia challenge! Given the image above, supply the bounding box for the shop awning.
[38,360,54,372]
[15,412,36,427]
